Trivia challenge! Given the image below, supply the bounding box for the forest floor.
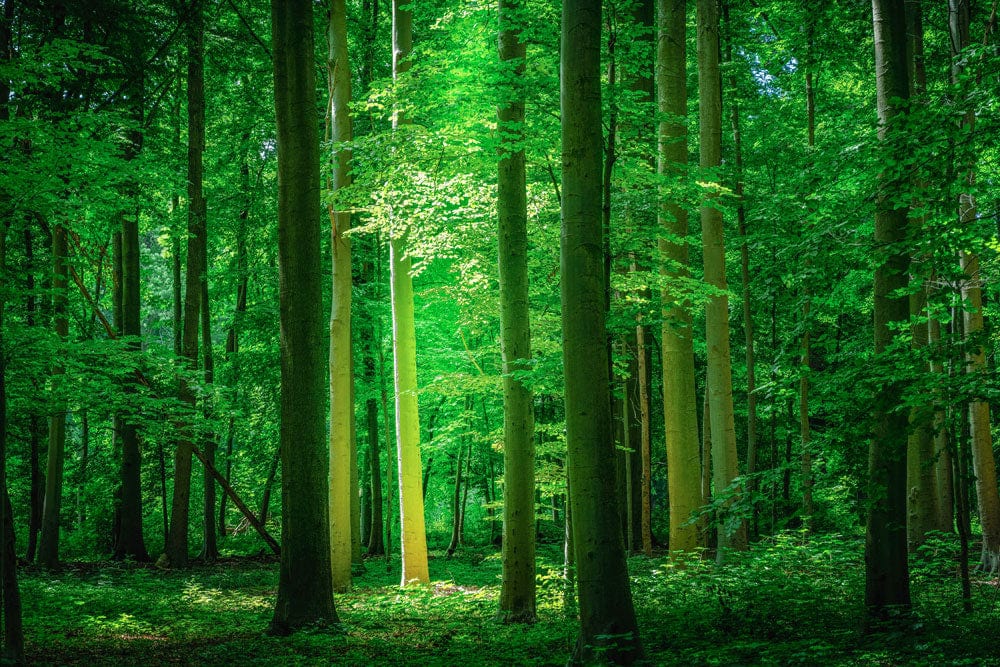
[19,532,1000,666]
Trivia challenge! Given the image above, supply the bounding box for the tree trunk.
[723,0,759,539]
[327,0,354,593]
[268,0,340,634]
[561,1,643,661]
[167,0,206,568]
[657,0,701,555]
[446,433,465,557]
[367,397,385,555]
[496,0,536,623]
[114,77,149,560]
[865,0,912,617]
[38,223,69,570]
[698,0,747,556]
[200,269,218,563]
[949,0,1000,572]
[1,210,25,663]
[25,229,44,563]
[390,0,430,587]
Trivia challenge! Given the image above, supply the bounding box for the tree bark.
[561,1,643,662]
[657,0,701,555]
[167,0,206,568]
[390,0,430,587]
[497,0,536,623]
[327,0,354,593]
[865,0,912,617]
[268,0,340,633]
[698,0,747,555]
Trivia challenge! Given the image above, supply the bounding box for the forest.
[2,0,1000,664]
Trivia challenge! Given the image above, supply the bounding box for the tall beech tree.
[561,0,643,661]
[268,0,339,633]
[327,0,354,593]
[167,0,206,568]
[697,0,747,555]
[390,0,430,587]
[496,0,536,624]
[657,0,701,555]
[865,0,911,617]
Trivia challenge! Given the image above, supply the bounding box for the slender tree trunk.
[698,0,747,555]
[327,0,354,593]
[637,323,653,556]
[723,0,759,538]
[367,397,385,555]
[25,229,44,563]
[497,0,536,623]
[268,0,340,633]
[446,432,465,557]
[657,0,701,555]
[562,1,643,661]
[0,220,26,663]
[390,0,430,587]
[167,0,206,568]
[949,0,1000,572]
[38,223,69,570]
[865,0,912,617]
[929,314,954,532]
[200,271,218,562]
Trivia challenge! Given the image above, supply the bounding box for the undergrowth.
[20,531,1000,665]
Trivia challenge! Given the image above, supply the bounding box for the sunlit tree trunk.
[561,0,643,662]
[865,0,912,617]
[497,0,536,624]
[327,0,354,593]
[697,0,747,556]
[657,0,701,556]
[268,0,340,633]
[391,0,430,587]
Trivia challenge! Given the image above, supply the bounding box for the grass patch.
[20,533,1000,665]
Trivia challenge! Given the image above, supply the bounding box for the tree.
[865,0,911,618]
[949,0,1000,572]
[697,0,747,555]
[390,0,430,587]
[496,0,536,624]
[37,220,68,570]
[268,0,340,633]
[167,0,206,568]
[657,0,701,555]
[561,0,643,662]
[328,0,354,594]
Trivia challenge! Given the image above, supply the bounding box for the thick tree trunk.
[497,0,536,623]
[698,0,747,556]
[268,0,340,633]
[561,1,643,662]
[657,0,701,556]
[390,0,430,587]
[865,0,912,617]
[327,0,354,593]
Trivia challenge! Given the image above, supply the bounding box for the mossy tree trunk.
[497,0,537,624]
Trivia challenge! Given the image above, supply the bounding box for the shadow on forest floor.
[20,533,1000,665]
